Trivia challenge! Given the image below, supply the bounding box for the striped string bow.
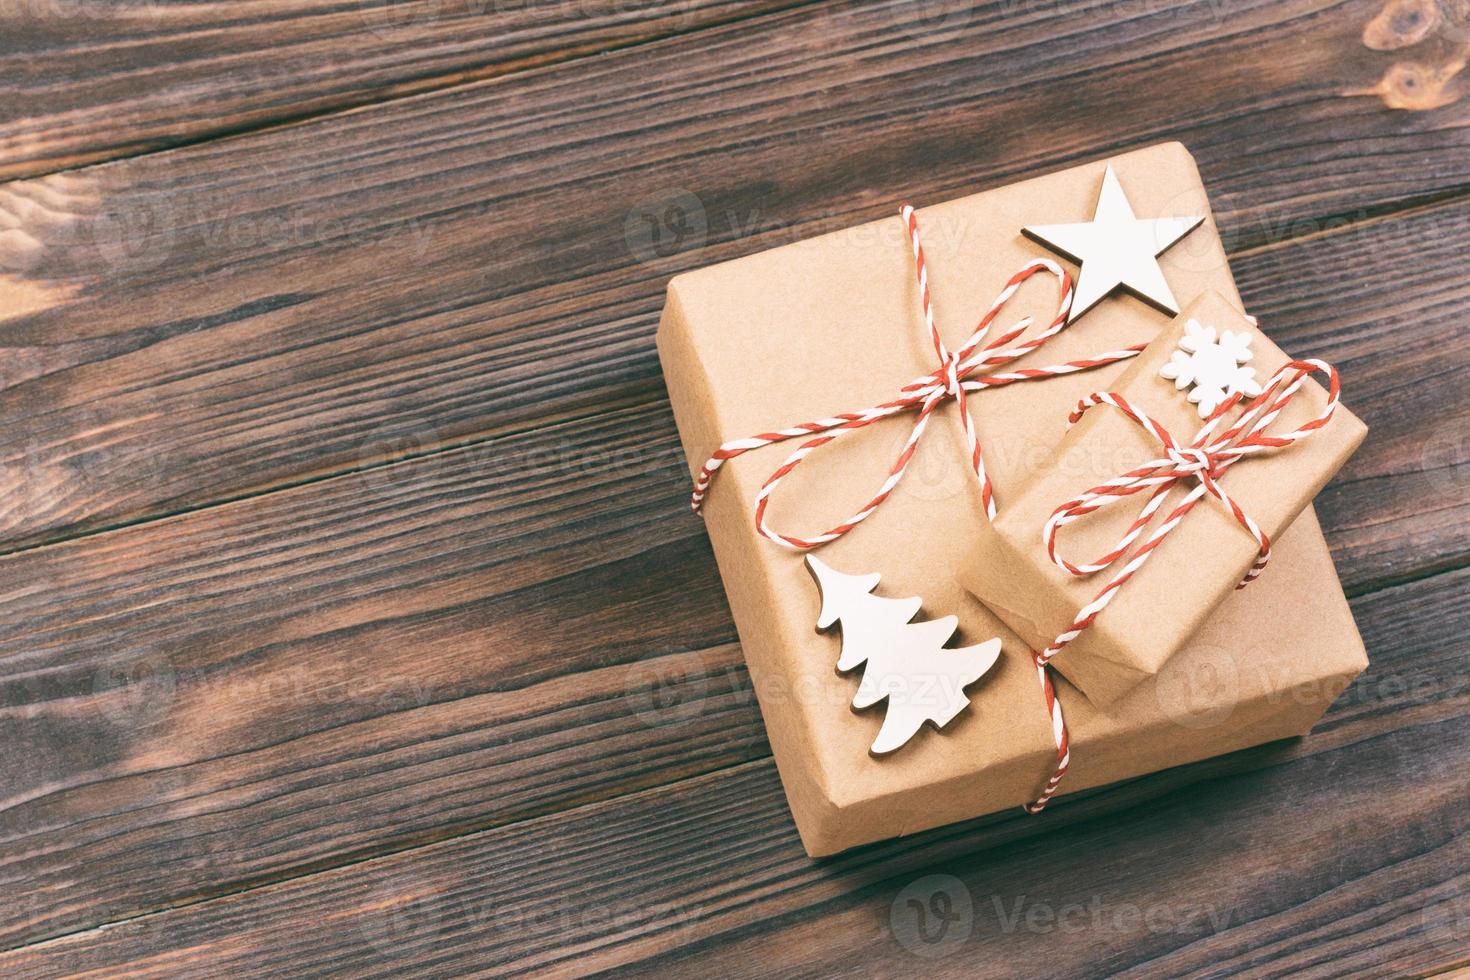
[1022,356,1342,814]
[692,205,1147,549]
[692,205,1153,813]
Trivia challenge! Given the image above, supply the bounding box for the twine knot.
[1165,445,1215,476]
[1039,356,1342,659]
[939,352,964,400]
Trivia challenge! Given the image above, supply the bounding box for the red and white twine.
[691,205,1159,813]
[1020,357,1342,813]
[692,205,1145,546]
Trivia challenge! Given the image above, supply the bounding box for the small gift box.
[958,291,1367,707]
[658,143,1366,856]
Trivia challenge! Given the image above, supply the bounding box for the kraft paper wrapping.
[959,291,1366,707]
[657,143,1367,857]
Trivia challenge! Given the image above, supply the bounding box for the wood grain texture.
[0,403,763,949]
[1231,199,1470,594]
[0,0,802,180]
[2,0,1469,973]
[0,0,1467,551]
[2,566,1465,977]
[0,191,1465,952]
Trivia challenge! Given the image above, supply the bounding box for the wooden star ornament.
[1023,164,1204,322]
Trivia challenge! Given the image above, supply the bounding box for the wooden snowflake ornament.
[807,555,1001,755]
[1160,318,1264,417]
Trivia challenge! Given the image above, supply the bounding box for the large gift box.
[657,143,1366,856]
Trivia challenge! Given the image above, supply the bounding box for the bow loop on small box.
[691,205,1149,549]
[1017,355,1342,817]
[1164,445,1216,476]
[1038,356,1341,657]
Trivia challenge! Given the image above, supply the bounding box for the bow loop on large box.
[691,205,1149,550]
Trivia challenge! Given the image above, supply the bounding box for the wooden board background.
[0,0,1466,975]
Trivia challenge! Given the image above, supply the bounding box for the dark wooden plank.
[1,566,1465,978]
[0,0,800,180]
[0,402,765,949]
[1231,200,1470,594]
[0,186,1465,950]
[0,0,1467,550]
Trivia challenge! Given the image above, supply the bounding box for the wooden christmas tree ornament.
[807,555,1001,755]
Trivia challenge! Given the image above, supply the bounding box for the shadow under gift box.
[958,290,1367,708]
[657,142,1367,857]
